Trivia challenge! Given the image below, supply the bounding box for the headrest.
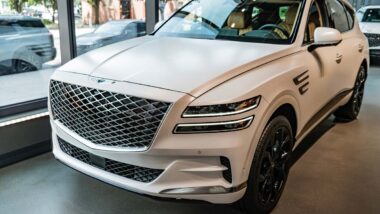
[285,5,299,25]
[227,12,247,29]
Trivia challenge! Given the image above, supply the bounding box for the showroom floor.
[1,67,379,214]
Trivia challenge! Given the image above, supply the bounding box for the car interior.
[219,1,303,40]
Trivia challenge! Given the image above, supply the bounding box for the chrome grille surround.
[50,80,171,151]
[365,33,380,48]
[58,137,164,183]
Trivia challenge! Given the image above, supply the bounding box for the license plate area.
[90,153,106,169]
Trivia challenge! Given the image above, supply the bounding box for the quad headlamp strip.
[174,96,260,134]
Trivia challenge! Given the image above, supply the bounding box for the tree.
[87,0,103,25]
[27,0,58,22]
[8,0,28,13]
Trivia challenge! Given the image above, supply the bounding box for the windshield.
[94,22,127,35]
[362,8,380,23]
[155,0,304,44]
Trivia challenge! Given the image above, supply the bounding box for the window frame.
[302,0,326,45]
[153,0,308,45]
[0,0,158,119]
[324,0,351,33]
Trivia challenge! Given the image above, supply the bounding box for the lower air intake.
[58,137,164,183]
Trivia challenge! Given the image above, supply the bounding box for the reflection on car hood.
[58,36,293,96]
[76,33,117,45]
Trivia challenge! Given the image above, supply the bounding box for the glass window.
[159,0,191,21]
[362,8,380,23]
[75,0,147,56]
[155,0,304,44]
[356,9,365,22]
[325,0,350,32]
[304,1,323,44]
[0,8,61,108]
[344,5,354,29]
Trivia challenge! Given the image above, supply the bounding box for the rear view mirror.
[308,27,342,52]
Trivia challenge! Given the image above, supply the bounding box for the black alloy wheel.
[352,67,366,116]
[257,125,292,205]
[239,116,294,214]
[334,65,367,122]
[13,60,37,73]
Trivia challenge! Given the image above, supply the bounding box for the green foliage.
[8,0,28,13]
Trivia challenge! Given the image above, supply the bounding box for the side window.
[0,21,16,35]
[304,1,323,44]
[126,23,138,36]
[356,9,365,22]
[325,0,350,33]
[137,23,146,36]
[343,4,355,30]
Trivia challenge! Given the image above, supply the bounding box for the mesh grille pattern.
[365,33,380,48]
[50,80,171,150]
[58,137,164,183]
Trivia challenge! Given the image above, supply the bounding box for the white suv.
[357,5,380,62]
[49,0,368,213]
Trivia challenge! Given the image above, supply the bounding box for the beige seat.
[276,6,299,39]
[227,11,252,35]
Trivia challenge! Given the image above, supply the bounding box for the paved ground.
[0,67,379,214]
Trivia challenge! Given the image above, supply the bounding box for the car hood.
[360,23,380,34]
[58,36,292,97]
[77,33,116,45]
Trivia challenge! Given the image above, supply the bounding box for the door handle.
[336,53,343,64]
[358,44,364,53]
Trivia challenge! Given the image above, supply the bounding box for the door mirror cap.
[308,27,342,52]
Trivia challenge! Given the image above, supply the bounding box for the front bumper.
[49,71,265,204]
[370,48,380,57]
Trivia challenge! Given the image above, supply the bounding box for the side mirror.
[154,20,165,31]
[308,27,342,52]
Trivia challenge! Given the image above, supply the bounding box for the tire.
[239,116,294,214]
[12,59,38,74]
[334,65,367,122]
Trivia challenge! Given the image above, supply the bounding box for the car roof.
[359,5,380,10]
[106,19,145,24]
[0,15,41,21]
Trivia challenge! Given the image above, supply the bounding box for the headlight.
[174,116,254,134]
[182,96,261,118]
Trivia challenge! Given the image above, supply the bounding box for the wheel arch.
[361,59,368,78]
[269,104,298,139]
[241,92,300,181]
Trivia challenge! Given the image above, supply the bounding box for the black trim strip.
[308,40,342,52]
[293,70,309,85]
[299,82,310,95]
[294,70,310,95]
[296,88,353,140]
[0,98,47,118]
[0,140,51,168]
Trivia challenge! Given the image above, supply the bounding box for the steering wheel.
[258,24,290,39]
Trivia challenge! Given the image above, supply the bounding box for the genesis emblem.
[90,77,115,85]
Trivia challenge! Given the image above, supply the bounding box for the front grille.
[50,80,171,150]
[58,137,164,183]
[365,33,380,47]
[220,157,232,183]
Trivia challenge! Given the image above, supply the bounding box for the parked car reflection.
[76,20,146,56]
[0,16,56,76]
[357,6,380,63]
